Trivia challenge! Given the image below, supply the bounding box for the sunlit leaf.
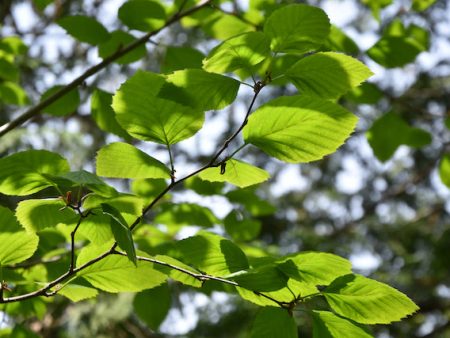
[0,231,39,266]
[312,311,374,338]
[98,30,146,64]
[57,284,99,302]
[134,284,171,329]
[118,0,166,32]
[162,46,204,73]
[251,307,297,338]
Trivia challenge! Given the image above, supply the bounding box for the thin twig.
[0,0,212,137]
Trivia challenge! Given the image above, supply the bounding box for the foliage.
[0,0,448,337]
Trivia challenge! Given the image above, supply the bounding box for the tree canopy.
[0,0,449,337]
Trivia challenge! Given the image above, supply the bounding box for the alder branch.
[0,81,266,304]
[0,0,212,138]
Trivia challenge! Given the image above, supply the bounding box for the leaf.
[162,46,204,73]
[158,69,240,111]
[0,81,29,105]
[0,231,39,266]
[98,30,147,64]
[113,70,205,144]
[152,254,202,287]
[101,203,136,265]
[184,176,224,196]
[0,36,28,55]
[77,247,167,292]
[412,0,436,11]
[57,284,99,302]
[346,82,383,104]
[41,85,80,116]
[58,170,118,197]
[243,95,358,163]
[16,199,78,232]
[77,214,114,244]
[224,211,261,241]
[286,52,373,99]
[91,89,131,139]
[0,150,69,196]
[133,284,171,329]
[0,205,22,232]
[201,12,254,40]
[203,32,271,74]
[155,203,219,227]
[251,307,297,338]
[323,274,419,324]
[439,154,450,188]
[58,15,110,45]
[366,112,431,162]
[226,188,276,216]
[118,0,166,32]
[82,193,143,216]
[0,55,19,82]
[96,142,170,179]
[264,4,330,53]
[199,159,270,188]
[176,231,249,276]
[324,25,359,55]
[276,252,352,285]
[233,265,288,292]
[312,311,374,338]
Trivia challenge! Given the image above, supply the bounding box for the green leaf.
[0,205,22,232]
[162,46,204,73]
[58,15,110,45]
[77,214,114,244]
[286,52,373,99]
[361,0,392,21]
[131,178,168,201]
[91,89,131,139]
[155,203,219,227]
[101,203,137,265]
[0,150,70,196]
[224,211,261,241]
[96,142,170,179]
[412,0,436,11]
[0,55,19,82]
[439,154,450,188]
[323,274,419,324]
[57,284,99,302]
[201,12,254,40]
[184,176,224,196]
[82,193,143,216]
[199,159,270,188]
[41,85,80,116]
[158,69,240,111]
[0,36,28,55]
[226,188,276,216]
[233,265,288,292]
[152,254,202,287]
[324,25,359,55]
[113,70,205,144]
[134,284,171,329]
[0,231,39,266]
[243,95,358,163]
[176,231,249,276]
[0,81,29,105]
[277,252,352,285]
[312,311,374,338]
[346,82,383,104]
[58,170,118,197]
[98,30,146,64]
[264,4,330,53]
[77,247,167,292]
[251,307,297,338]
[118,0,166,32]
[16,199,78,232]
[203,32,271,74]
[366,112,431,162]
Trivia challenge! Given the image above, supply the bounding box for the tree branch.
[0,0,212,138]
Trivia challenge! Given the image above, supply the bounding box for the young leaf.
[0,231,39,266]
[286,52,373,99]
[118,0,166,32]
[96,142,170,179]
[101,203,137,265]
[199,159,270,188]
[98,30,147,64]
[176,231,249,276]
[439,154,450,188]
[251,307,297,338]
[312,311,374,338]
[264,4,330,53]
[133,284,171,329]
[57,284,99,302]
[91,89,131,139]
[203,32,271,74]
[158,69,240,111]
[323,274,419,324]
[162,46,204,73]
[77,247,167,292]
[152,255,202,287]
[77,214,114,244]
[243,95,358,163]
[0,150,69,196]
[15,199,78,232]
[277,252,352,285]
[41,85,80,116]
[58,15,110,45]
[113,70,205,144]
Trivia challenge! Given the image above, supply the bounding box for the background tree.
[0,0,449,337]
